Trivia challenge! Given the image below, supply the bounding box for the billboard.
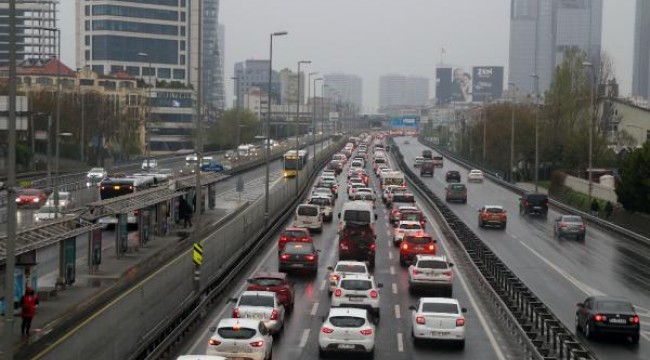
[435,67,452,105]
[472,66,504,102]
[451,67,473,103]
[389,116,420,130]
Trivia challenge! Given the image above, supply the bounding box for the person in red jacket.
[20,287,38,337]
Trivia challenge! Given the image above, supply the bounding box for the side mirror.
[327,266,334,271]
[461,308,468,313]
[316,249,322,253]
[408,305,416,311]
[449,263,454,267]
[320,315,326,322]
[576,302,583,307]
[377,283,384,288]
[227,298,238,303]
[209,326,217,333]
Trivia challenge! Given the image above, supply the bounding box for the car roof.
[398,205,418,211]
[590,295,633,303]
[240,290,276,298]
[398,220,421,225]
[419,297,460,305]
[415,254,447,262]
[328,307,368,318]
[340,273,374,281]
[483,205,504,210]
[335,260,368,267]
[447,170,459,174]
[251,271,287,280]
[469,169,482,173]
[217,318,262,328]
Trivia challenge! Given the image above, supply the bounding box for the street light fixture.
[508,82,516,183]
[265,31,288,222]
[530,73,540,192]
[583,62,595,205]
[295,60,311,196]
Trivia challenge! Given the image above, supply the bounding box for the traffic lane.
[397,139,650,354]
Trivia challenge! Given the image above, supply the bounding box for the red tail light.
[525,200,530,207]
[280,254,290,261]
[340,242,349,250]
[330,274,340,281]
[360,328,373,335]
[305,254,315,261]
[280,236,288,243]
[208,339,221,346]
[321,327,334,334]
[428,244,435,252]
[416,316,425,324]
[369,242,376,250]
[370,290,379,298]
[456,318,465,327]
[401,243,409,251]
[250,340,264,347]
[412,268,419,275]
[270,309,279,320]
[632,316,640,324]
[593,314,606,322]
[233,308,239,318]
[334,289,342,297]
[579,224,586,230]
[443,270,453,277]
[560,223,567,228]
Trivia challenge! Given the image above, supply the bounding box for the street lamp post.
[265,31,288,221]
[312,76,322,160]
[138,52,153,159]
[508,82,516,183]
[583,62,596,204]
[531,74,540,192]
[295,60,311,196]
[307,71,318,156]
[321,84,328,153]
[231,76,241,147]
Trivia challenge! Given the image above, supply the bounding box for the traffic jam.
[202,133,469,360]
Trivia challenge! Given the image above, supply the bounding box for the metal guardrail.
[418,137,650,245]
[391,138,598,360]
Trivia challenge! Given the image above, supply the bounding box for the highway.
[175,142,521,359]
[394,137,650,359]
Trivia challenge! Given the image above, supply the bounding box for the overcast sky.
[60,0,635,113]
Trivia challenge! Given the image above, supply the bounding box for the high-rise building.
[234,59,281,108]
[202,0,225,114]
[279,68,305,105]
[323,73,363,111]
[509,0,602,94]
[633,0,650,100]
[378,75,429,110]
[218,23,226,108]
[0,0,58,67]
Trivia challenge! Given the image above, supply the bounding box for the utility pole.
[508,82,516,183]
[295,60,311,196]
[531,74,540,192]
[193,0,204,292]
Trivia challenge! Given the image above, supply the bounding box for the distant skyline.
[59,0,636,113]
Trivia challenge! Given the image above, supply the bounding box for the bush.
[549,170,567,192]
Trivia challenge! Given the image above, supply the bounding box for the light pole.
[265,31,288,221]
[231,76,240,108]
[321,84,328,152]
[531,73,540,192]
[295,60,311,195]
[307,71,318,155]
[508,82,516,183]
[138,52,153,159]
[307,77,323,159]
[583,62,595,204]
[231,76,241,147]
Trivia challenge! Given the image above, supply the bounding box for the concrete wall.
[563,174,618,203]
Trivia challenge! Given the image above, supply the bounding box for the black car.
[420,161,434,177]
[576,296,640,344]
[279,242,320,274]
[338,223,376,269]
[445,170,461,183]
[519,193,548,216]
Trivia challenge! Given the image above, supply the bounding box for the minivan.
[295,204,323,233]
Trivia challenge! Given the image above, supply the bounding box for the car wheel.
[463,199,467,204]
[478,220,484,228]
[412,330,421,347]
[268,349,273,360]
[585,322,595,339]
[574,314,581,332]
[630,332,640,344]
[501,222,507,230]
[318,348,327,358]
[456,339,465,350]
[399,257,407,267]
[366,348,375,359]
[393,239,400,247]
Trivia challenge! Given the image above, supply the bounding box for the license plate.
[416,246,424,251]
[430,331,447,336]
[533,206,541,209]
[348,297,363,302]
[609,318,626,324]
[291,264,304,268]
[338,344,355,349]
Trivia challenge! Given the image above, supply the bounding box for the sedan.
[408,255,454,296]
[318,307,376,358]
[206,318,273,360]
[16,188,47,208]
[231,291,286,334]
[246,272,294,312]
[554,215,586,240]
[575,296,640,344]
[86,167,107,187]
[410,297,467,348]
[278,242,320,274]
[467,169,484,183]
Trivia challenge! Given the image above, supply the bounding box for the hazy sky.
[60,0,635,113]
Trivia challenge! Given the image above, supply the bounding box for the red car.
[399,232,437,266]
[278,227,312,252]
[246,272,295,311]
[16,188,48,208]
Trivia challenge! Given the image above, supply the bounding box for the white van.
[338,201,377,232]
[295,204,323,233]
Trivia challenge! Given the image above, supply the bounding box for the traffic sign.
[193,242,203,266]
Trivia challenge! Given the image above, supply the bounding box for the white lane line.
[387,240,392,247]
[319,279,327,292]
[386,229,391,237]
[311,302,319,316]
[519,241,606,297]
[390,266,395,275]
[394,304,401,319]
[392,282,398,294]
[388,251,393,260]
[396,332,404,352]
[299,329,311,348]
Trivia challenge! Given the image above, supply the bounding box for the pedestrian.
[20,286,38,337]
[182,198,193,228]
[604,201,614,219]
[590,199,600,216]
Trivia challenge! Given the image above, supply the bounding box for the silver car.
[231,291,286,334]
[553,215,586,240]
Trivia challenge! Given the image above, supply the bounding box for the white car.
[410,297,467,348]
[206,318,273,360]
[177,356,226,360]
[308,196,334,222]
[34,206,69,222]
[312,187,335,201]
[331,274,383,320]
[141,159,158,172]
[393,220,423,246]
[327,261,370,293]
[318,307,376,357]
[231,291,286,334]
[347,183,365,199]
[348,167,363,179]
[294,204,323,232]
[86,167,107,187]
[382,185,406,204]
[45,191,75,210]
[413,157,425,168]
[467,169,484,183]
[408,255,454,296]
[321,170,336,178]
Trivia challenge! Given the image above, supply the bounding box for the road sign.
[193,242,203,266]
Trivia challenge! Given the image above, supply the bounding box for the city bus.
[99,175,155,224]
[283,150,308,177]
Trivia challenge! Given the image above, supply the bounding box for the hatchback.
[231,291,286,334]
[400,233,437,266]
[246,272,294,312]
[478,205,507,229]
[327,261,370,294]
[331,274,383,320]
[206,318,273,360]
[410,297,467,348]
[318,307,376,358]
[393,221,423,247]
[554,215,586,240]
[278,227,311,252]
[278,242,320,274]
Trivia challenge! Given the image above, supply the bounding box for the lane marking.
[390,266,395,275]
[396,332,404,352]
[519,241,606,297]
[388,251,393,260]
[299,329,311,348]
[311,302,319,316]
[392,283,398,294]
[319,279,327,292]
[395,304,401,319]
[387,240,392,247]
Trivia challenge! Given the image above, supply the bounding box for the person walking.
[181,197,193,228]
[604,201,614,219]
[590,199,600,217]
[20,287,39,337]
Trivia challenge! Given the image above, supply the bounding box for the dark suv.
[445,170,461,182]
[420,161,434,177]
[519,193,549,216]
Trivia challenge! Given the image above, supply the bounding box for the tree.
[615,142,650,213]
[207,108,260,149]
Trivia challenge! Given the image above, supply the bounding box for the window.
[91,65,104,74]
[79,79,94,86]
[172,69,185,80]
[180,26,185,36]
[85,5,90,16]
[142,67,155,76]
[110,65,124,74]
[180,55,185,65]
[85,36,90,46]
[239,295,274,307]
[329,316,366,328]
[92,35,178,64]
[180,12,185,21]
[85,50,90,61]
[126,66,140,76]
[92,20,178,36]
[422,302,459,314]
[158,68,171,79]
[340,280,372,291]
[217,327,256,340]
[92,5,178,21]
[85,20,90,31]
[180,41,185,51]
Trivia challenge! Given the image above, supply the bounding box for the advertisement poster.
[472,66,504,102]
[435,67,452,105]
[451,67,473,103]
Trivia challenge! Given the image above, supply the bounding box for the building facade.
[509,0,602,94]
[323,73,363,112]
[378,75,429,111]
[279,68,306,105]
[633,0,650,100]
[0,0,58,67]
[233,59,281,108]
[202,0,225,114]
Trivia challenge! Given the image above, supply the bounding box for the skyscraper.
[508,0,602,94]
[234,59,281,107]
[323,73,363,111]
[378,75,429,109]
[0,0,58,67]
[633,0,650,100]
[202,0,225,114]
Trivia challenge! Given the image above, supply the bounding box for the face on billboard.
[451,68,472,102]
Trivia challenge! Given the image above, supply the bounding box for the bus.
[99,175,155,224]
[237,144,259,158]
[380,171,406,190]
[283,150,308,177]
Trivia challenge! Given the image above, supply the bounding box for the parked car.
[554,215,586,240]
[410,297,467,348]
[16,188,47,208]
[206,318,273,359]
[575,296,640,344]
[519,193,549,217]
[478,205,507,229]
[246,272,294,312]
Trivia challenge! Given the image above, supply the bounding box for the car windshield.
[329,316,366,328]
[450,184,466,191]
[239,294,274,307]
[485,207,504,213]
[400,223,421,230]
[284,243,314,254]
[417,260,449,269]
[249,278,285,287]
[310,198,331,206]
[343,210,371,223]
[21,190,41,196]
[90,168,103,173]
[406,236,433,245]
[562,216,583,223]
[340,279,373,291]
[297,206,319,216]
[217,327,257,339]
[335,264,367,273]
[422,303,459,314]
[283,230,308,238]
[392,194,414,202]
[596,300,635,312]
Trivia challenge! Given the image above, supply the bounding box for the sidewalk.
[10,204,237,354]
